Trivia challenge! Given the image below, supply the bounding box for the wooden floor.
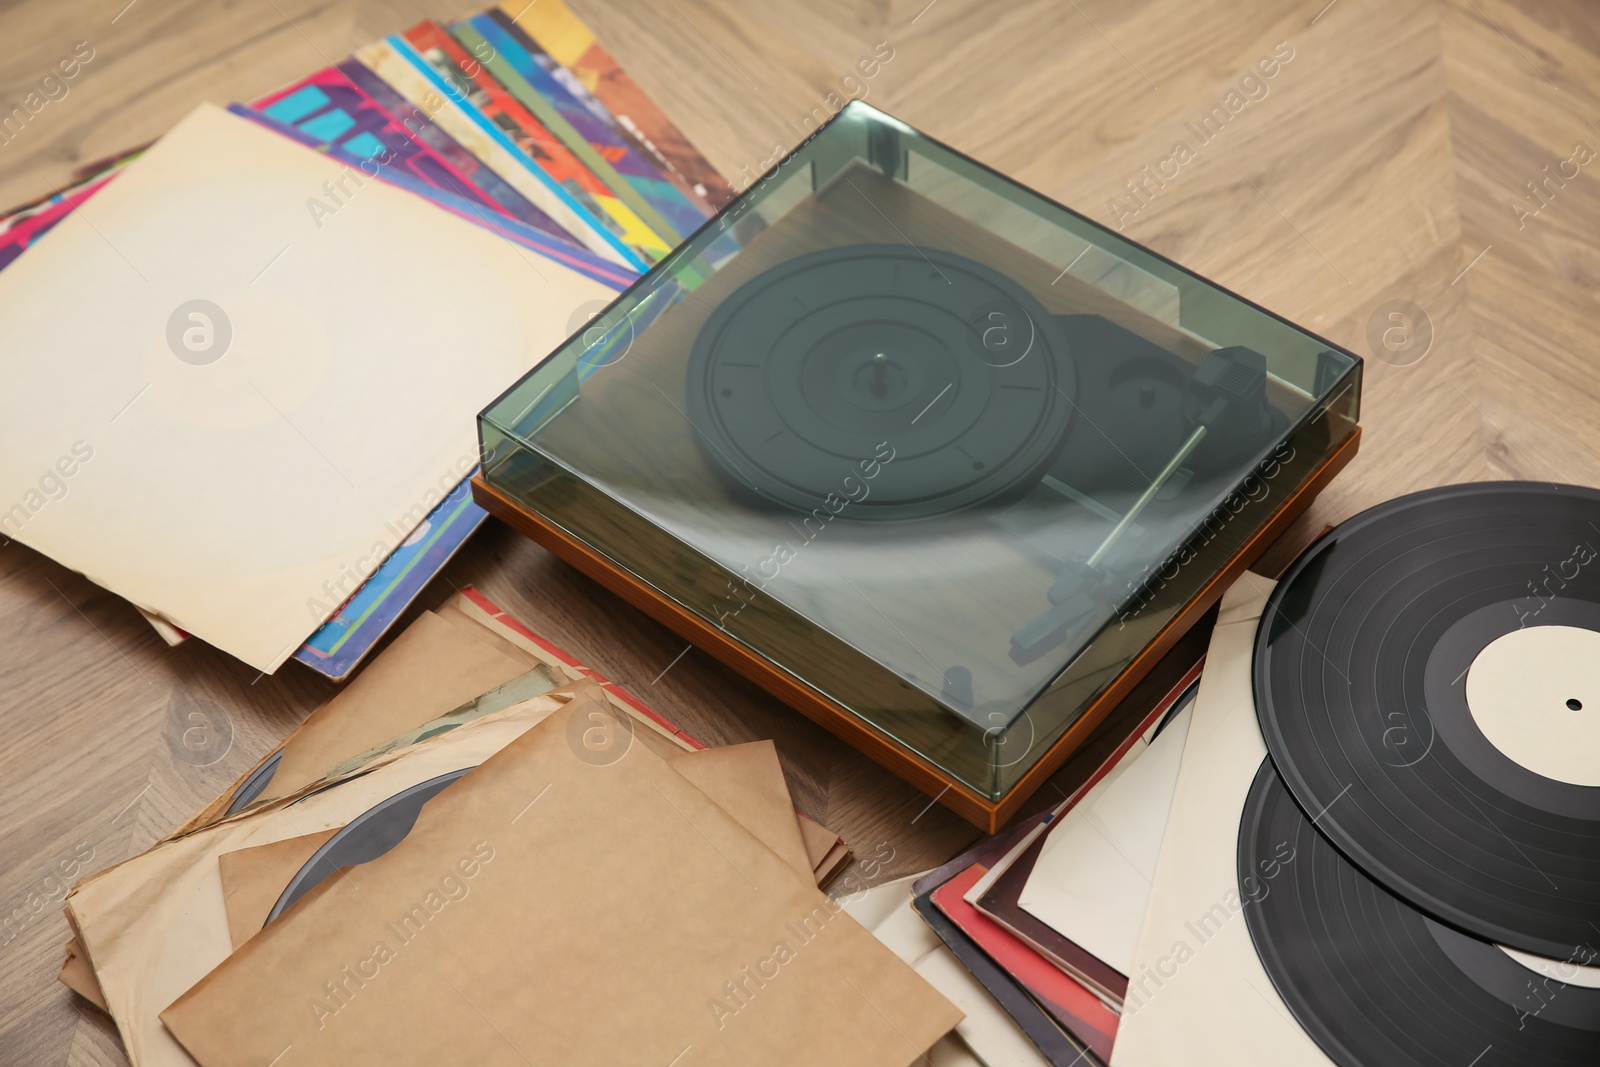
[3,0,1599,1061]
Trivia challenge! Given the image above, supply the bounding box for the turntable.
[473,101,1363,830]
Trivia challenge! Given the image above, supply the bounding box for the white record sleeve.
[1111,573,1333,1067]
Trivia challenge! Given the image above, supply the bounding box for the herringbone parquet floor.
[3,0,1597,1061]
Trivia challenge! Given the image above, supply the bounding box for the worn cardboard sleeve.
[0,105,613,672]
[263,611,535,796]
[175,608,537,833]
[59,940,108,1011]
[664,741,813,879]
[217,741,812,951]
[179,590,705,834]
[67,685,596,1067]
[163,696,960,1066]
[218,830,339,951]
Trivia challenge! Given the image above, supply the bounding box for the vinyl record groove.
[1239,758,1600,1067]
[1255,482,1600,959]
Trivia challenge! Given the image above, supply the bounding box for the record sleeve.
[929,864,1117,1063]
[402,19,673,263]
[497,0,733,211]
[1113,574,1334,1067]
[979,808,1126,998]
[978,675,1202,1003]
[462,9,708,241]
[913,888,1099,1066]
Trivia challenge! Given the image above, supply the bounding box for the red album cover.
[979,815,1132,1002]
[914,888,1095,1066]
[458,585,703,751]
[931,863,1119,1063]
[977,666,1206,1002]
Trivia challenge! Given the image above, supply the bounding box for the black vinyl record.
[686,243,1076,521]
[225,749,282,816]
[265,768,469,924]
[1255,482,1600,959]
[1240,758,1600,1067]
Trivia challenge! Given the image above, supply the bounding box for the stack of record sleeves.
[60,586,902,1065]
[0,0,732,682]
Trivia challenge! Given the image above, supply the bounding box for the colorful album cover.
[336,57,568,243]
[0,146,142,269]
[493,0,732,214]
[292,477,485,681]
[454,12,705,243]
[0,142,145,230]
[0,167,122,271]
[494,0,727,210]
[233,105,637,289]
[251,61,572,245]
[399,20,671,265]
[0,158,112,229]
[0,6,730,680]
[357,35,642,269]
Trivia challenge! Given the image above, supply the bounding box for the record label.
[1465,624,1600,786]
